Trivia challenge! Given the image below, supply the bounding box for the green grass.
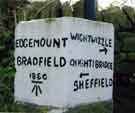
[66,101,112,113]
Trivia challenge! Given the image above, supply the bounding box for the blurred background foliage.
[0,0,135,112]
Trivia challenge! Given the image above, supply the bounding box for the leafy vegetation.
[0,0,135,112]
[66,101,112,113]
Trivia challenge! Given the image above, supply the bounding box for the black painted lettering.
[34,39,40,47]
[90,79,94,88]
[40,38,45,47]
[101,78,105,88]
[94,78,99,87]
[98,37,101,45]
[60,57,66,67]
[22,56,27,65]
[62,37,68,47]
[105,78,109,87]
[27,57,32,66]
[101,38,104,46]
[88,35,92,42]
[47,57,52,67]
[17,56,21,66]
[37,73,41,80]
[46,39,52,47]
[29,38,33,47]
[109,78,113,86]
[110,63,113,70]
[95,60,99,69]
[70,33,77,40]
[70,59,75,66]
[85,79,89,89]
[19,39,23,48]
[42,74,47,80]
[53,38,60,48]
[74,80,78,92]
[16,39,19,48]
[39,57,43,66]
[32,73,36,80]
[54,57,59,67]
[33,57,38,66]
[105,39,109,47]
[79,80,84,89]
[84,60,89,67]
[109,39,112,47]
[91,36,96,43]
[82,34,87,42]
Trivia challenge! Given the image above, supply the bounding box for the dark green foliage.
[72,0,84,18]
[122,38,135,52]
[0,0,135,112]
[0,68,43,112]
[66,101,112,113]
[62,1,73,16]
[21,0,63,20]
[0,0,8,16]
[98,5,135,73]
[97,6,130,31]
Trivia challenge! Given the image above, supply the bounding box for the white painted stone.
[15,17,114,108]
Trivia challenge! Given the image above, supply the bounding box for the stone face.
[15,17,114,108]
[48,109,64,113]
